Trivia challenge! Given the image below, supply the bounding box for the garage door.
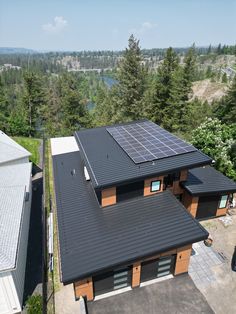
[94,267,132,296]
[141,255,176,283]
[196,195,219,220]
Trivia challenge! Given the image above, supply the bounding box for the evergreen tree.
[214,76,236,123]
[42,77,63,136]
[60,74,91,134]
[0,77,9,132]
[114,35,147,122]
[207,44,212,54]
[21,71,45,136]
[144,47,179,126]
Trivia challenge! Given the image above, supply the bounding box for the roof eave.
[94,158,213,190]
[61,232,208,285]
[182,186,236,197]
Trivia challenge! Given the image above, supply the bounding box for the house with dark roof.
[51,120,236,302]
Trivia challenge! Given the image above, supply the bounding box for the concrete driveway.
[87,274,213,314]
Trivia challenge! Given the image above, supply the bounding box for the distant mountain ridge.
[0,47,37,54]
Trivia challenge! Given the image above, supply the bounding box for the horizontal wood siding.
[132,262,141,288]
[174,245,192,275]
[182,191,199,217]
[101,187,116,207]
[74,277,94,301]
[180,170,188,182]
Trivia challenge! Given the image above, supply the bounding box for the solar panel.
[106,121,197,164]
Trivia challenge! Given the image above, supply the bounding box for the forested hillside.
[0,37,235,178]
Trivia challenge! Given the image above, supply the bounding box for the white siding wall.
[11,178,32,309]
[0,272,21,314]
[0,157,29,167]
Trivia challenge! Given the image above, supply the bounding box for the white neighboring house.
[0,131,32,314]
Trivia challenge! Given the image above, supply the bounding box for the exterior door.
[94,267,131,296]
[196,195,219,219]
[141,255,176,283]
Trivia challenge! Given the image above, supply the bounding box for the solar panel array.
[107,121,197,164]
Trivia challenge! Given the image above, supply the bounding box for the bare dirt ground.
[191,79,228,103]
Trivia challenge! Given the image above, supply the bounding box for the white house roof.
[50,136,79,156]
[0,131,31,165]
[0,162,32,272]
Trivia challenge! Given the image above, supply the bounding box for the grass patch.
[13,137,41,165]
[45,139,60,297]
[201,220,218,231]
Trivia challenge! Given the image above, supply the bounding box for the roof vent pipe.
[84,166,90,181]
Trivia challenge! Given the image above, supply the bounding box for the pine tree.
[207,44,212,54]
[0,77,8,132]
[114,35,147,122]
[21,72,45,136]
[214,76,236,123]
[60,74,91,134]
[144,47,180,130]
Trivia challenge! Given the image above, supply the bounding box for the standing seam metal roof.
[53,151,208,284]
[74,121,212,188]
[0,130,31,165]
[182,166,236,196]
[0,163,32,272]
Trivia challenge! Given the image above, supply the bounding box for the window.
[163,172,180,189]
[219,195,228,209]
[151,180,161,192]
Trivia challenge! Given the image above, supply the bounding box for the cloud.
[42,16,68,33]
[129,22,157,36]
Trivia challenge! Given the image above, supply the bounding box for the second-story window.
[151,180,161,192]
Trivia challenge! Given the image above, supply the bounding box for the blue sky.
[0,0,235,51]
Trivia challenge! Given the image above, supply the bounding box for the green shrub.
[26,294,43,314]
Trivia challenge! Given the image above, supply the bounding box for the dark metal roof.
[52,151,209,284]
[182,166,236,196]
[74,121,212,188]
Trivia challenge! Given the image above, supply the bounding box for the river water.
[87,76,117,110]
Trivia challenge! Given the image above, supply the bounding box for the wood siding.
[74,277,94,301]
[132,262,141,288]
[144,176,164,196]
[180,170,188,182]
[101,187,116,207]
[216,207,228,216]
[182,191,199,217]
[174,245,192,275]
